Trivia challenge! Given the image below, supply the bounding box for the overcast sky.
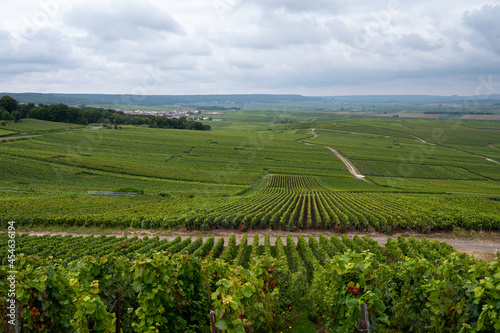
[1,0,500,96]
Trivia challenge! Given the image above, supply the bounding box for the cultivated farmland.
[0,117,499,231]
[0,114,499,332]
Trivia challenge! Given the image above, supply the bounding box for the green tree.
[28,106,49,120]
[76,115,88,125]
[11,110,22,121]
[0,95,18,113]
[1,110,14,121]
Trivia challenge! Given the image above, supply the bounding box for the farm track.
[19,230,500,257]
[310,128,498,166]
[324,146,366,180]
[0,134,42,140]
[410,134,435,145]
[484,157,500,165]
[310,127,441,146]
[310,128,386,137]
[447,144,500,165]
[309,127,500,177]
[309,128,366,180]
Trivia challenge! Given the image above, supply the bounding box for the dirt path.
[255,174,271,189]
[0,134,42,140]
[312,128,437,146]
[312,128,384,137]
[410,134,435,145]
[325,146,366,180]
[19,230,499,260]
[306,129,366,180]
[310,128,499,178]
[484,157,500,165]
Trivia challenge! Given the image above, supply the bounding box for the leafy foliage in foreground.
[0,233,499,332]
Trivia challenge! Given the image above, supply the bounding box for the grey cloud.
[223,28,325,49]
[0,28,79,75]
[463,4,500,54]
[249,0,342,12]
[399,33,444,51]
[66,0,184,42]
[216,14,328,49]
[0,29,13,50]
[227,58,263,70]
[62,0,198,67]
[2,0,500,96]
[322,19,355,45]
[68,32,212,70]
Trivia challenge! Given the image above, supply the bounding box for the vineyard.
[1,118,499,234]
[1,172,498,233]
[1,232,459,265]
[1,232,499,332]
[184,174,500,232]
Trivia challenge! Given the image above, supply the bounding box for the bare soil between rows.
[19,228,500,261]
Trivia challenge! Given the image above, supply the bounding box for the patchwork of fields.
[0,117,499,232]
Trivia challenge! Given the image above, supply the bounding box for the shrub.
[114,187,144,194]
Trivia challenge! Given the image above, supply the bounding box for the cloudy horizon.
[1,0,500,96]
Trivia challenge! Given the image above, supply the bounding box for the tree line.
[0,95,211,130]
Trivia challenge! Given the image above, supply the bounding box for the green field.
[0,115,499,231]
[0,129,17,137]
[1,118,82,133]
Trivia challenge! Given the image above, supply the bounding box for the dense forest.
[0,95,211,130]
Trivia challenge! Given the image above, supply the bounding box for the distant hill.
[2,92,500,108]
[0,93,318,107]
[0,93,96,106]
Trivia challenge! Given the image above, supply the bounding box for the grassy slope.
[1,118,82,133]
[0,129,17,137]
[0,124,348,186]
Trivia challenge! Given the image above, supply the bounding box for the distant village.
[118,108,224,121]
